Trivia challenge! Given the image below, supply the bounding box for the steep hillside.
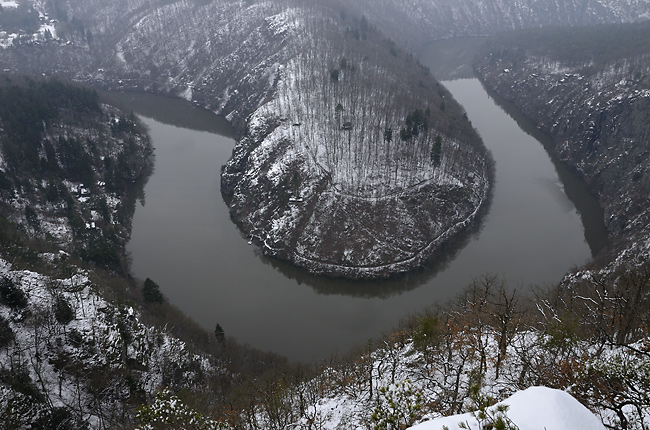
[0,257,225,428]
[216,9,491,278]
[475,22,650,258]
[3,0,647,279]
[0,78,153,272]
[0,77,292,429]
[0,78,214,427]
[0,0,492,278]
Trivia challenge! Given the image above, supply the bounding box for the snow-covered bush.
[136,388,232,430]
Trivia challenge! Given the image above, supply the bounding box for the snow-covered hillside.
[0,0,492,278]
[0,256,222,427]
[2,0,649,278]
[0,79,232,427]
[217,9,491,277]
[105,0,492,277]
[475,23,650,262]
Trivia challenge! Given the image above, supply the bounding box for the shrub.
[53,295,75,324]
[0,315,14,347]
[371,380,425,430]
[136,388,232,430]
[0,276,28,309]
[143,278,165,304]
[0,364,44,402]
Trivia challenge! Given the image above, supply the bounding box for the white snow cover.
[0,1,19,8]
[0,255,222,424]
[409,387,606,430]
[264,8,302,37]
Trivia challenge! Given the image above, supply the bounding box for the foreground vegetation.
[132,263,650,429]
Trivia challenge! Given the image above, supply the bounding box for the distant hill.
[345,0,650,51]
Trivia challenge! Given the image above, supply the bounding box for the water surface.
[123,43,604,362]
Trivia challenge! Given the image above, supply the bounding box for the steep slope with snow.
[475,22,650,258]
[0,79,154,272]
[1,3,650,428]
[0,257,223,427]
[0,78,232,428]
[2,0,648,279]
[216,10,491,278]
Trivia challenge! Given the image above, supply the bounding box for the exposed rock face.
[474,24,650,254]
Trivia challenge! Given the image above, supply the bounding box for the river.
[120,40,607,363]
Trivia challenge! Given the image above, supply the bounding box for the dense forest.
[0,77,153,272]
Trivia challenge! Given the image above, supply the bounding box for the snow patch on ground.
[180,85,192,101]
[410,387,606,430]
[0,1,19,8]
[116,47,126,64]
[264,8,302,37]
[0,1,60,48]
[0,32,18,49]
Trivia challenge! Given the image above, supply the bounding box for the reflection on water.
[101,90,235,137]
[121,38,605,362]
[476,82,609,256]
[263,211,487,298]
